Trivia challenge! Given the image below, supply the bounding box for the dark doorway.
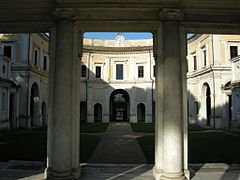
[206,85,211,126]
[137,103,145,122]
[9,94,14,128]
[41,102,47,126]
[228,95,232,128]
[80,101,87,122]
[110,89,130,122]
[94,103,102,122]
[30,83,39,127]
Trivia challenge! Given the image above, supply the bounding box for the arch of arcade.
[1,1,240,180]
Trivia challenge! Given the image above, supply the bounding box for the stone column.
[45,8,81,180]
[154,9,188,180]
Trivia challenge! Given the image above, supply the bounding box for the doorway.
[110,89,130,122]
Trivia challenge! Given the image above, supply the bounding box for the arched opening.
[41,101,47,126]
[137,103,145,122]
[80,101,87,122]
[206,84,211,126]
[194,101,199,123]
[222,81,232,128]
[94,103,102,122]
[30,83,40,127]
[110,89,130,122]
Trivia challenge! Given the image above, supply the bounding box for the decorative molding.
[52,8,77,21]
[159,9,184,21]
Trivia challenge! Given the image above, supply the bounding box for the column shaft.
[45,19,80,180]
[154,21,187,180]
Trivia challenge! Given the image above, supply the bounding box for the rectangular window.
[3,46,12,59]
[96,66,101,78]
[203,50,207,66]
[43,56,47,70]
[138,66,144,78]
[116,64,123,80]
[230,46,238,59]
[193,56,197,70]
[34,50,38,66]
[81,65,87,77]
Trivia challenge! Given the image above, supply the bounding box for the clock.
[115,35,125,45]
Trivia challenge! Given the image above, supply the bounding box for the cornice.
[187,65,231,79]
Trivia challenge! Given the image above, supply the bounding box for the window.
[2,93,6,111]
[96,66,101,78]
[116,64,123,80]
[43,56,47,70]
[81,65,87,77]
[193,56,197,70]
[203,50,207,66]
[230,46,238,59]
[153,65,155,77]
[138,66,144,78]
[34,50,38,66]
[3,46,12,59]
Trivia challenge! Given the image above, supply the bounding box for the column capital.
[52,8,77,21]
[159,9,184,21]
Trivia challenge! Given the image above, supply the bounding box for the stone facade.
[187,34,240,130]
[0,33,49,129]
[230,56,240,131]
[80,35,155,123]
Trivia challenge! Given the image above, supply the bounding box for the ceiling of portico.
[0,0,240,33]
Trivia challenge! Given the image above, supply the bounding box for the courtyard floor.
[0,161,240,180]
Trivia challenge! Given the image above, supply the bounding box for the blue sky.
[84,32,194,39]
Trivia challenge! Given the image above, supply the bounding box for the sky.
[84,32,194,39]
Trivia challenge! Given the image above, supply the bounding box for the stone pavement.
[88,122,147,164]
[0,161,240,180]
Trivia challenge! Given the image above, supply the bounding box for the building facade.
[80,35,155,123]
[0,33,49,130]
[187,34,240,130]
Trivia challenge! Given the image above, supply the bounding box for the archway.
[41,101,47,126]
[80,101,87,122]
[94,103,102,122]
[30,83,40,127]
[137,103,145,122]
[202,83,211,126]
[110,89,130,122]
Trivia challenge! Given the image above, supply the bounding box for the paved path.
[88,122,147,164]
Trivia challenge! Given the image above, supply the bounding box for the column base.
[44,167,80,180]
[153,166,163,180]
[160,171,187,180]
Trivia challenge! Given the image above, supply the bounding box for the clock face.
[115,35,125,45]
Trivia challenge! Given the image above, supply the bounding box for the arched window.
[94,103,102,122]
[2,93,6,111]
[137,103,145,122]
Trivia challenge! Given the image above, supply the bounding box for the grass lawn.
[130,123,154,133]
[0,131,100,163]
[137,132,240,164]
[80,123,109,133]
[131,123,210,133]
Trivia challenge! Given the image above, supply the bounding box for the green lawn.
[130,123,154,133]
[131,123,210,133]
[0,131,100,162]
[137,132,240,164]
[80,123,109,133]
